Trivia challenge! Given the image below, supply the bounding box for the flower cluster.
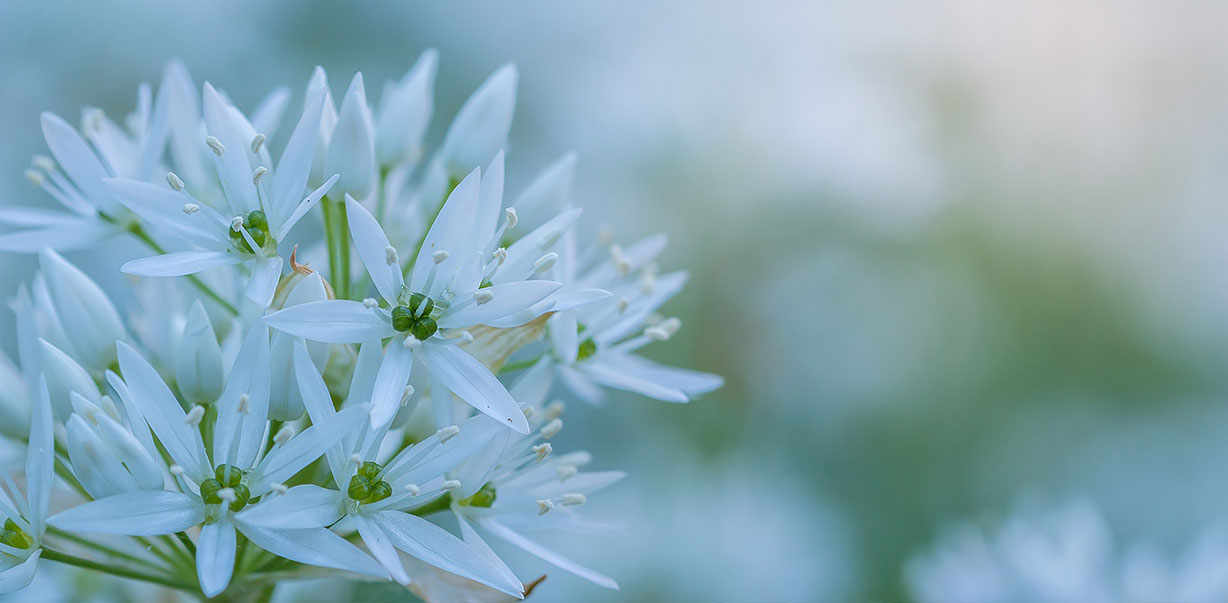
[0,54,721,600]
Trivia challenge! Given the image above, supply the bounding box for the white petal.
[235,523,386,578]
[122,251,242,278]
[270,88,327,231]
[0,551,41,593]
[38,338,98,421]
[409,168,481,297]
[592,271,688,346]
[418,345,529,434]
[274,174,337,242]
[325,73,375,201]
[41,112,117,214]
[508,358,554,411]
[66,414,138,499]
[440,64,517,174]
[306,66,339,189]
[355,515,410,584]
[213,323,271,469]
[38,248,125,371]
[292,343,348,486]
[554,364,606,406]
[250,404,370,494]
[234,485,343,529]
[202,83,259,214]
[116,342,210,479]
[481,519,618,589]
[0,222,114,253]
[0,206,80,226]
[197,521,237,598]
[513,152,577,232]
[251,87,291,140]
[105,178,228,249]
[265,300,393,344]
[26,377,54,532]
[493,208,582,285]
[245,255,283,307]
[579,360,688,403]
[345,195,404,303]
[548,309,579,364]
[455,513,523,596]
[473,150,505,248]
[369,339,414,429]
[577,233,669,290]
[375,49,437,166]
[375,510,524,597]
[49,491,204,535]
[604,355,724,397]
[438,281,561,329]
[175,300,225,405]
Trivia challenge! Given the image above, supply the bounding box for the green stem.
[46,527,166,572]
[135,535,187,573]
[336,201,351,300]
[175,532,196,556]
[323,199,344,298]
[129,225,239,315]
[41,548,197,592]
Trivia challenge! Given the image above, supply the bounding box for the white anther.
[404,484,421,496]
[402,335,422,349]
[504,207,518,228]
[562,493,586,506]
[231,216,245,231]
[611,245,632,276]
[432,250,449,264]
[597,224,614,246]
[182,203,200,214]
[349,453,363,465]
[385,245,398,265]
[545,400,566,420]
[362,297,378,309]
[474,290,494,305]
[169,464,186,476]
[532,443,552,462]
[218,488,237,503]
[252,166,268,185]
[31,155,56,172]
[536,499,554,515]
[522,406,535,419]
[23,169,45,186]
[274,424,296,445]
[206,136,226,156]
[250,133,266,154]
[617,298,630,314]
[645,326,671,342]
[658,317,682,337]
[441,480,461,491]
[540,418,563,439]
[400,385,416,407]
[183,405,205,426]
[533,252,559,274]
[167,171,185,191]
[556,464,578,481]
[237,394,250,414]
[492,247,508,265]
[436,425,460,443]
[81,108,104,135]
[459,330,474,343]
[271,483,289,495]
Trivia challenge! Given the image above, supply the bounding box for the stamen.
[540,418,563,439]
[523,406,535,419]
[562,493,586,506]
[404,484,420,496]
[31,155,56,172]
[271,483,289,495]
[362,297,379,309]
[231,216,245,231]
[533,252,559,274]
[645,325,671,342]
[23,169,45,186]
[532,443,552,462]
[182,203,200,214]
[556,464,578,482]
[252,166,268,185]
[538,229,562,250]
[400,385,416,407]
[82,109,104,135]
[237,394,250,414]
[401,335,422,349]
[536,499,554,515]
[459,330,474,343]
[435,425,459,443]
[169,464,186,476]
[167,171,185,191]
[432,250,449,264]
[218,488,237,503]
[504,207,518,228]
[640,263,658,294]
[385,245,398,265]
[493,247,508,265]
[545,400,566,420]
[274,424,296,445]
[250,133,266,154]
[441,480,461,491]
[349,453,363,465]
[474,290,494,305]
[183,405,205,426]
[611,245,631,276]
[206,136,226,156]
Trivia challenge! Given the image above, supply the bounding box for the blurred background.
[5,0,1228,600]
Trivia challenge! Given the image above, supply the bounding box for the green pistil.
[228,483,251,512]
[458,483,496,508]
[1,519,31,550]
[200,479,223,505]
[214,464,244,487]
[577,338,597,361]
[228,209,270,254]
[348,464,393,505]
[391,293,439,340]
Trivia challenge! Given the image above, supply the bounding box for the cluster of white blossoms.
[0,53,721,600]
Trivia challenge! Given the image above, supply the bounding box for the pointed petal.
[292,343,348,486]
[346,195,404,302]
[0,551,41,592]
[0,222,115,253]
[250,404,370,494]
[409,168,481,297]
[251,87,291,140]
[440,64,517,174]
[513,152,577,232]
[605,355,724,397]
[375,49,437,166]
[579,360,688,403]
[41,112,116,213]
[375,510,523,597]
[418,345,529,434]
[234,485,343,529]
[122,251,242,277]
[245,255,283,307]
[325,73,375,200]
[355,515,410,584]
[213,323,271,468]
[39,248,125,371]
[265,300,393,344]
[26,378,54,532]
[105,178,228,249]
[49,491,204,535]
[270,88,326,230]
[370,339,414,429]
[236,523,386,578]
[493,208,582,285]
[175,300,225,405]
[197,521,237,598]
[455,513,523,596]
[116,342,210,479]
[481,519,618,589]
[273,174,337,242]
[439,281,561,329]
[202,83,259,214]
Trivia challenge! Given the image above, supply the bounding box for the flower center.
[200,464,256,512]
[0,519,31,550]
[391,292,438,340]
[347,461,392,505]
[229,210,270,254]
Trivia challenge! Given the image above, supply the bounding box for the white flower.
[174,300,225,405]
[266,171,561,431]
[64,392,163,499]
[0,377,53,592]
[108,83,338,307]
[324,73,376,201]
[375,49,438,168]
[36,248,126,372]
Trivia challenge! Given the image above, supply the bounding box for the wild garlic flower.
[0,54,720,600]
